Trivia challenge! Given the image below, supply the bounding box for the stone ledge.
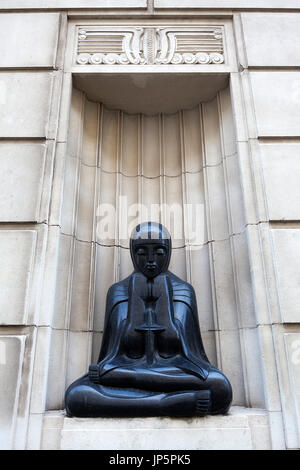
[41,407,271,450]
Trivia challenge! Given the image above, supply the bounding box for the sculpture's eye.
[156,247,166,256]
[136,248,146,256]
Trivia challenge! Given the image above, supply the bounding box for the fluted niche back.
[46,85,266,411]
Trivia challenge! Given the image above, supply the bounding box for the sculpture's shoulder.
[167,271,197,310]
[106,274,131,311]
[107,275,131,296]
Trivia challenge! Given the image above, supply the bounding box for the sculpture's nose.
[148,247,154,263]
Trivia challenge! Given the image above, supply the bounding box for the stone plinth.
[41,407,271,450]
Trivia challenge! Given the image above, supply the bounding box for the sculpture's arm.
[173,285,210,365]
[88,285,128,383]
[97,284,129,362]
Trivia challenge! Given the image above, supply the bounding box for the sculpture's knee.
[65,385,85,417]
[207,370,232,415]
[65,383,99,417]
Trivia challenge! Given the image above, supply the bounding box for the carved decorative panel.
[76,26,224,65]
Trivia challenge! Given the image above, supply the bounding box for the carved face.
[130,222,171,279]
[133,243,168,279]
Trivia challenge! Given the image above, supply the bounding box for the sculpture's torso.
[98,271,211,383]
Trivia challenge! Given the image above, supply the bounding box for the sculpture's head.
[130,222,172,279]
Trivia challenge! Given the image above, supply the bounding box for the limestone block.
[202,97,222,167]
[94,245,117,332]
[99,107,119,173]
[118,247,133,279]
[0,13,60,68]
[4,0,147,8]
[0,335,25,450]
[56,74,72,144]
[267,410,286,450]
[29,327,52,414]
[219,87,236,157]
[154,0,300,7]
[121,179,149,228]
[205,164,229,241]
[49,142,67,227]
[189,244,214,332]
[76,163,97,242]
[142,115,160,178]
[184,171,207,246]
[216,329,246,406]
[162,112,182,177]
[234,141,258,225]
[69,240,95,332]
[224,153,246,235]
[52,234,73,330]
[96,170,118,246]
[0,230,36,325]
[118,174,140,248]
[201,330,217,369]
[275,328,300,449]
[61,156,80,237]
[65,331,92,390]
[168,246,187,281]
[26,413,43,450]
[164,175,185,248]
[41,412,64,451]
[37,225,61,327]
[241,327,266,409]
[182,106,203,173]
[231,232,256,329]
[246,139,271,224]
[68,89,84,160]
[46,329,68,411]
[60,407,271,450]
[121,113,139,176]
[285,333,300,446]
[210,239,238,330]
[82,99,99,167]
[140,176,161,219]
[250,72,300,137]
[103,106,205,177]
[245,224,271,326]
[247,411,272,450]
[257,325,282,412]
[241,13,300,67]
[0,73,53,138]
[260,143,300,221]
[271,229,300,323]
[0,143,47,222]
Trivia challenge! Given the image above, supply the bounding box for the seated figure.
[65,222,232,417]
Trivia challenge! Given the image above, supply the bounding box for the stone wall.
[0,1,299,450]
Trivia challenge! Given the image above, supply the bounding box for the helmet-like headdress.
[130,221,172,274]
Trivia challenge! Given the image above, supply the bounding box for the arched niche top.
[73,72,229,115]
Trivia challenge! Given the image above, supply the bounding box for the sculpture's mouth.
[146,264,157,271]
[146,266,156,273]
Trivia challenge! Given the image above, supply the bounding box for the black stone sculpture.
[65,222,232,417]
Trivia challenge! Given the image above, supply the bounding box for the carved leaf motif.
[75,26,225,66]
